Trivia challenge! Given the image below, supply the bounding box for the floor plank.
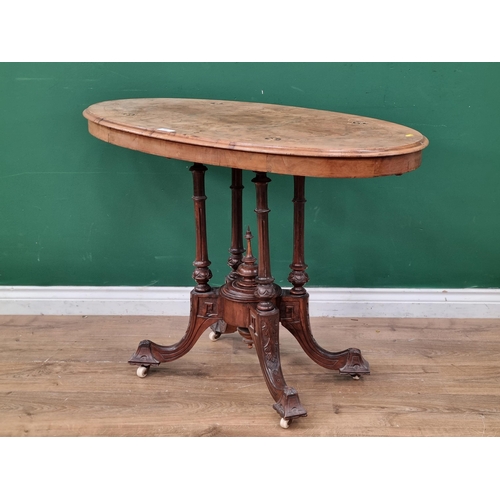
[0,315,499,436]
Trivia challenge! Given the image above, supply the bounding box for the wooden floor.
[1,315,499,437]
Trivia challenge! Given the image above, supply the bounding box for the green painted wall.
[1,63,499,289]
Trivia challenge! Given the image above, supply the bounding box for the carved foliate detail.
[260,313,281,367]
[228,255,243,275]
[255,280,279,312]
[192,267,213,292]
[256,282,276,299]
[251,309,283,384]
[287,269,309,295]
[250,308,308,420]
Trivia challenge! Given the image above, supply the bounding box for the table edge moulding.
[83,98,429,429]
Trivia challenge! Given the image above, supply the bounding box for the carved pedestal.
[129,165,370,426]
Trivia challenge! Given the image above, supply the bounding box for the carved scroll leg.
[284,176,369,379]
[249,307,307,423]
[280,291,370,378]
[129,162,221,374]
[129,290,222,372]
[248,171,306,425]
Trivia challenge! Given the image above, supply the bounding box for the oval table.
[83,98,429,428]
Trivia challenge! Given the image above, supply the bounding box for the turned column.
[288,176,309,295]
[190,163,212,292]
[227,168,245,282]
[252,172,278,309]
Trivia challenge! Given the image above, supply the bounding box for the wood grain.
[83,99,429,178]
[1,315,499,436]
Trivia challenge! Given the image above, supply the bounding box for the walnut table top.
[83,98,428,178]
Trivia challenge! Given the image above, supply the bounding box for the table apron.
[88,121,423,178]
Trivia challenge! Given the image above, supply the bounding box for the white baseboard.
[1,286,499,318]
